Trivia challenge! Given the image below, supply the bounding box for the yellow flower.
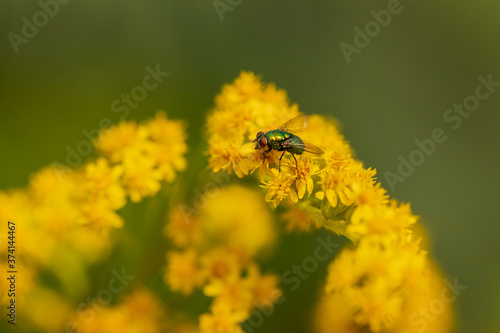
[94,120,149,163]
[262,168,298,207]
[146,111,188,182]
[350,182,388,209]
[121,150,163,202]
[348,200,417,238]
[315,280,404,333]
[294,156,320,199]
[396,239,428,293]
[83,157,126,210]
[0,190,62,267]
[197,72,449,333]
[198,185,276,255]
[313,290,357,333]
[315,262,453,333]
[164,205,204,248]
[327,235,424,291]
[165,248,203,295]
[324,234,428,332]
[204,274,254,319]
[78,199,124,231]
[200,247,244,283]
[249,268,282,309]
[392,263,454,333]
[353,237,403,284]
[29,166,79,203]
[280,206,317,233]
[94,112,188,203]
[74,289,165,333]
[351,279,403,332]
[28,167,82,230]
[206,71,302,178]
[325,248,360,293]
[316,160,368,208]
[207,136,257,178]
[77,158,127,232]
[202,261,283,314]
[199,302,245,333]
[215,71,264,108]
[121,289,166,333]
[206,101,255,140]
[197,253,283,332]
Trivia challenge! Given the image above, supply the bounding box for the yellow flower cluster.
[315,244,454,333]
[73,289,164,333]
[73,288,199,333]
[0,111,187,331]
[207,71,303,178]
[95,111,187,203]
[206,72,440,333]
[0,72,452,333]
[164,185,282,333]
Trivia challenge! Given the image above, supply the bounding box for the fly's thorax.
[266,130,291,143]
[266,130,294,151]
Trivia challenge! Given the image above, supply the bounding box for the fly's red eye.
[259,136,267,148]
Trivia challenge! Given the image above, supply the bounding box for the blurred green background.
[1,1,500,332]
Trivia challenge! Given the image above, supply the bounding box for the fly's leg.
[278,151,286,172]
[291,152,298,169]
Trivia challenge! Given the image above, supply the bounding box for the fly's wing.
[300,139,324,154]
[277,115,309,133]
[283,138,324,155]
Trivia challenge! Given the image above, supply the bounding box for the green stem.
[297,200,359,243]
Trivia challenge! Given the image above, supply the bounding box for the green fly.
[253,115,324,171]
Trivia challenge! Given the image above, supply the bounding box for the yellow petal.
[297,179,306,199]
[339,187,354,206]
[307,177,314,195]
[265,190,275,201]
[289,188,298,203]
[325,189,338,207]
[203,281,223,297]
